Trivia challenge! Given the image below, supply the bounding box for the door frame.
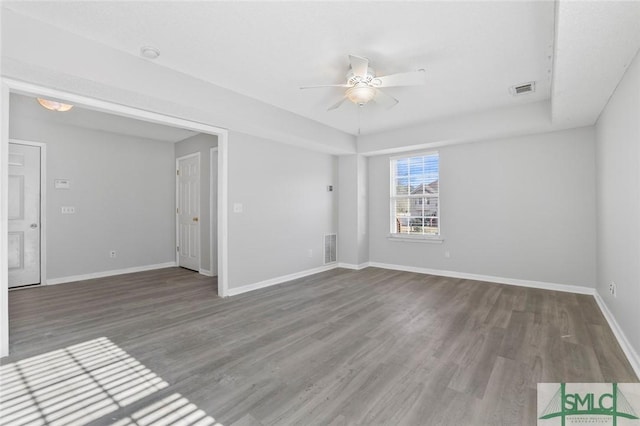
[8,139,47,288]
[1,78,230,358]
[210,147,218,276]
[175,152,202,272]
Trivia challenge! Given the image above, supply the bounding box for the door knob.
[30,223,38,228]
[192,217,199,222]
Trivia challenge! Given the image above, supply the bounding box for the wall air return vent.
[324,234,337,264]
[510,82,536,96]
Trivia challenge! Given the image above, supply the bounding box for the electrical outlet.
[307,249,313,258]
[609,281,616,297]
[109,250,117,258]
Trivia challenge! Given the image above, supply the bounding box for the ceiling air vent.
[510,82,535,96]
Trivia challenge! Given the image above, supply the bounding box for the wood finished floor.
[2,267,638,425]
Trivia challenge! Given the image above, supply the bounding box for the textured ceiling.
[3,1,555,136]
[5,1,639,141]
[551,1,640,128]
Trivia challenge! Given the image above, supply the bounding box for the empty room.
[1,1,639,425]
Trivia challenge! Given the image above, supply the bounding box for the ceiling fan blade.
[374,89,399,109]
[374,69,426,87]
[327,97,348,111]
[349,55,369,79]
[300,84,351,89]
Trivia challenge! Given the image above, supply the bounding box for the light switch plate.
[61,206,75,214]
[233,203,243,213]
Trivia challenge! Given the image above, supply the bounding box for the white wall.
[596,48,640,363]
[368,127,597,288]
[175,133,218,275]
[227,131,337,289]
[10,114,176,280]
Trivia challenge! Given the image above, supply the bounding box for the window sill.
[387,234,444,244]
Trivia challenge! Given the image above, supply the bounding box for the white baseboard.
[199,269,216,277]
[226,264,338,297]
[366,262,640,377]
[367,262,596,295]
[593,291,640,379]
[338,262,371,270]
[46,262,177,285]
[38,258,640,379]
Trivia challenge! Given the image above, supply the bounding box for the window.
[390,152,440,236]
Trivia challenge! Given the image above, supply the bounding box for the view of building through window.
[390,152,440,236]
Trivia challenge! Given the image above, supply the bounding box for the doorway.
[176,153,201,272]
[8,141,45,288]
[1,79,230,358]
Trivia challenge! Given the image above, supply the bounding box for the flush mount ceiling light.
[140,46,160,59]
[36,98,74,112]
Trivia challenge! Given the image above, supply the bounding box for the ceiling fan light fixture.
[346,83,376,106]
[300,54,425,111]
[36,98,74,112]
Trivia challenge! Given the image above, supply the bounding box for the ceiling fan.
[301,55,426,111]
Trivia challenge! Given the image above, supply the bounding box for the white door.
[8,143,41,288]
[177,154,200,271]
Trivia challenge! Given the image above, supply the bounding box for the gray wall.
[338,155,358,266]
[356,155,369,265]
[368,126,597,287]
[338,154,369,266]
[175,133,218,274]
[227,131,337,289]
[10,116,175,280]
[596,48,640,357]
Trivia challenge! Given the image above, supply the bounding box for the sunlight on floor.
[0,337,222,426]
[113,393,221,426]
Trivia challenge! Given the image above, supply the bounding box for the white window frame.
[388,151,443,243]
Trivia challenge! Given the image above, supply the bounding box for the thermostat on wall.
[54,179,71,189]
